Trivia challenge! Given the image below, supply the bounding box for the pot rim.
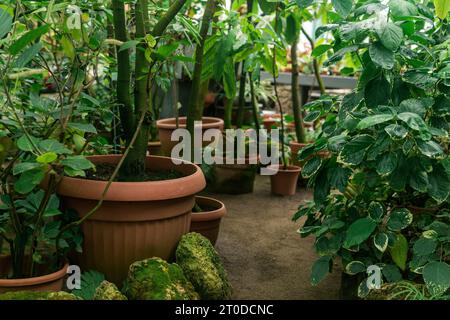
[192,196,226,221]
[0,262,68,288]
[156,116,224,130]
[52,155,206,201]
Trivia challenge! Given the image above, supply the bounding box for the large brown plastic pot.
[267,164,301,196]
[190,196,226,246]
[0,260,68,293]
[156,117,224,156]
[210,155,259,194]
[147,140,162,155]
[53,155,206,285]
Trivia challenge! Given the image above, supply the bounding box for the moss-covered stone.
[122,257,199,300]
[176,232,232,300]
[0,291,80,300]
[94,281,127,300]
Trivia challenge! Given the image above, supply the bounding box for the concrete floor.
[205,175,342,300]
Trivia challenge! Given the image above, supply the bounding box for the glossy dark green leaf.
[365,76,390,108]
[344,218,377,248]
[369,42,395,69]
[387,208,413,231]
[377,22,403,51]
[389,233,408,271]
[311,255,331,285]
[423,262,450,296]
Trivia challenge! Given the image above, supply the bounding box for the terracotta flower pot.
[0,260,68,294]
[53,155,206,285]
[156,117,224,156]
[268,164,301,196]
[190,196,226,245]
[263,118,278,131]
[147,140,162,155]
[211,155,259,194]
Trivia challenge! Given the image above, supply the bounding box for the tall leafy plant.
[294,0,450,298]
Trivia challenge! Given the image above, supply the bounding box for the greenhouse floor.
[204,175,342,300]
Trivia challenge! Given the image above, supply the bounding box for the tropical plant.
[293,0,450,298]
[0,0,113,277]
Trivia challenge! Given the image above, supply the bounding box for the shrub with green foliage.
[293,0,450,298]
[94,280,127,300]
[122,257,199,300]
[176,232,232,300]
[0,291,80,300]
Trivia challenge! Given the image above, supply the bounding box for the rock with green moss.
[94,281,127,300]
[176,232,232,300]
[122,257,199,300]
[0,291,80,300]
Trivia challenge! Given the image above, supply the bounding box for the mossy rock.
[0,291,80,300]
[176,232,232,300]
[122,257,199,300]
[94,281,127,300]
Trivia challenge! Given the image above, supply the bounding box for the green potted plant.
[293,0,450,299]
[157,0,224,157]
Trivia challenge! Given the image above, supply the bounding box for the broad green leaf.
[17,135,40,152]
[332,0,353,16]
[304,111,321,122]
[365,76,390,108]
[68,122,98,134]
[413,238,437,256]
[61,156,94,171]
[60,36,74,60]
[13,43,42,68]
[223,58,236,99]
[39,139,72,154]
[302,156,322,178]
[369,42,395,69]
[398,98,427,117]
[423,261,450,296]
[417,140,444,158]
[377,22,403,51]
[389,233,408,271]
[14,168,45,194]
[376,153,398,175]
[434,0,450,19]
[155,42,179,59]
[357,114,394,130]
[398,112,429,134]
[382,264,402,282]
[118,40,140,52]
[36,152,57,164]
[0,8,12,39]
[374,233,389,252]
[389,0,418,19]
[387,208,413,231]
[295,0,314,8]
[409,169,428,192]
[81,92,100,106]
[344,218,377,248]
[9,25,50,55]
[13,162,42,175]
[403,70,437,90]
[339,134,374,165]
[328,166,351,192]
[311,255,331,285]
[345,261,366,275]
[427,164,450,203]
[311,44,332,58]
[368,202,385,222]
[285,14,299,44]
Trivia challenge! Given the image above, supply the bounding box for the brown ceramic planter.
[147,140,162,155]
[0,261,68,293]
[211,155,259,194]
[156,117,224,156]
[268,164,301,196]
[52,155,206,285]
[190,196,226,245]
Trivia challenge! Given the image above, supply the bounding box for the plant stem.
[186,0,217,159]
[249,71,260,152]
[236,63,246,128]
[272,5,286,169]
[291,36,305,143]
[224,96,233,129]
[301,26,325,95]
[112,0,134,141]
